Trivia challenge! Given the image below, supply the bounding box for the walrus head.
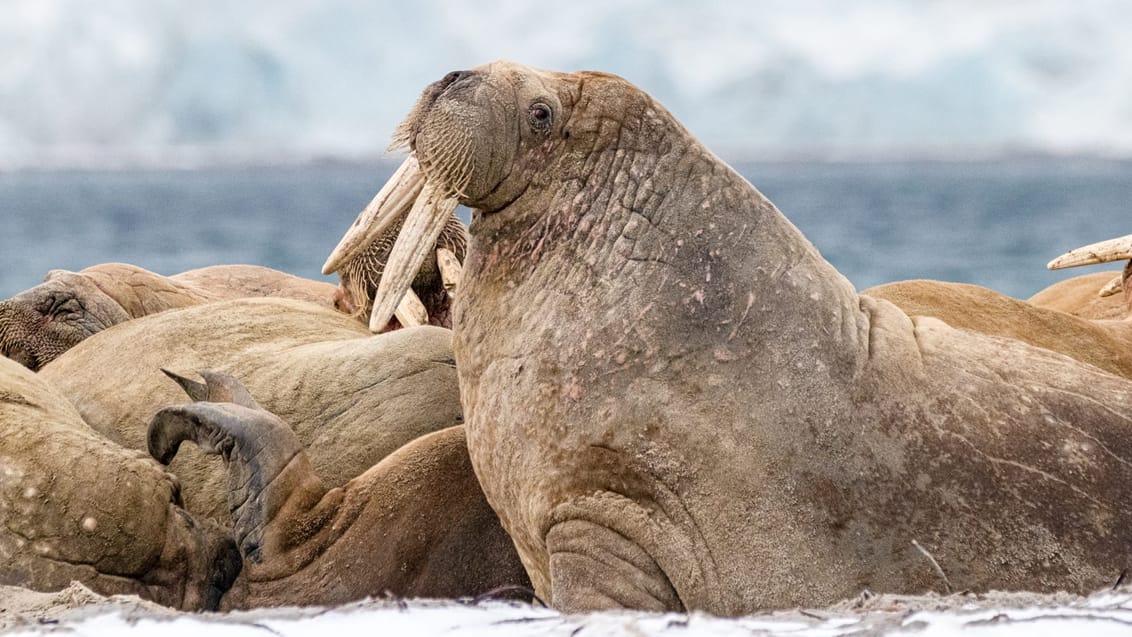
[325,61,641,331]
[0,271,130,370]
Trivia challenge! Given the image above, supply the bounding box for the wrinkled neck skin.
[455,84,871,613]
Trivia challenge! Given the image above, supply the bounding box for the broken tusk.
[322,156,425,275]
[393,288,429,327]
[1099,274,1124,298]
[436,247,463,298]
[1048,234,1132,270]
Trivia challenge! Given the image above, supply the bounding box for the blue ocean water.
[1,159,1128,300]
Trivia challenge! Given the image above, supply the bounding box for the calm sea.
[1,159,1128,300]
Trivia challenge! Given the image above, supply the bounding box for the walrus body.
[864,279,1132,379]
[147,372,528,608]
[350,62,1132,615]
[40,298,463,521]
[0,356,239,608]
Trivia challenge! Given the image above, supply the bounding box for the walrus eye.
[528,102,553,132]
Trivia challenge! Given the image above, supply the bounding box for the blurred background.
[1,0,1129,298]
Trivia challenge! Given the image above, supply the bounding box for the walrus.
[40,298,463,521]
[0,356,240,609]
[147,371,529,608]
[326,61,1132,615]
[862,279,1132,378]
[0,262,339,370]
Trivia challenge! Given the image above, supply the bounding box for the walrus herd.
[4,60,1132,616]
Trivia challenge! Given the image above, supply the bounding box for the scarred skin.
[0,263,338,370]
[147,372,529,608]
[864,278,1132,379]
[0,356,240,609]
[40,298,463,522]
[396,61,1132,615]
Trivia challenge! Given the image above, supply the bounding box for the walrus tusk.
[1048,234,1132,270]
[393,288,428,327]
[1099,274,1125,298]
[436,247,463,297]
[322,156,425,275]
[368,181,460,332]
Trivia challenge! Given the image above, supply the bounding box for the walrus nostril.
[438,70,478,93]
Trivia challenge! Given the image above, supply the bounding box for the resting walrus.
[0,356,240,609]
[148,371,529,608]
[0,263,338,370]
[326,61,1132,615]
[40,298,463,521]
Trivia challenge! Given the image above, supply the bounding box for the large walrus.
[325,61,1132,616]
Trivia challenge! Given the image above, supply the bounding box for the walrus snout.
[413,69,482,126]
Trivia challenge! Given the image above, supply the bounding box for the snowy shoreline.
[5,583,1132,636]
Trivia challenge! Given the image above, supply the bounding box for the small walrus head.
[323,61,644,331]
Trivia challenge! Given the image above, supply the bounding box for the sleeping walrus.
[326,61,1132,615]
[0,263,338,370]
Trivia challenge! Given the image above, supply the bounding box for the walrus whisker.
[912,539,953,594]
[1114,569,1128,590]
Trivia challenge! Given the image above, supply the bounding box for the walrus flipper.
[147,398,325,563]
